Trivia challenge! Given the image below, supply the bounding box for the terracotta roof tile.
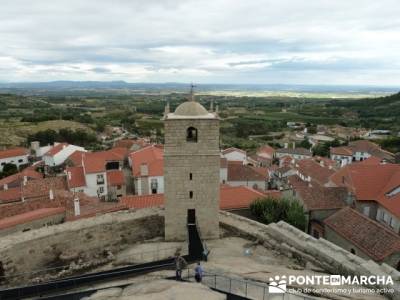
[294,185,347,211]
[121,186,281,211]
[276,147,312,156]
[44,143,69,157]
[222,147,247,155]
[107,170,125,186]
[227,161,267,181]
[256,145,275,159]
[296,159,335,185]
[66,166,86,188]
[129,145,164,177]
[330,163,400,218]
[0,147,28,159]
[324,207,400,261]
[0,169,43,187]
[0,207,66,230]
[0,188,22,204]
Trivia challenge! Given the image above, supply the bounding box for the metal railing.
[182,269,316,300]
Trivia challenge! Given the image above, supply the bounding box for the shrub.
[250,197,306,231]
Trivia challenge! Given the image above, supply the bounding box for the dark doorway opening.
[0,261,5,282]
[187,209,196,224]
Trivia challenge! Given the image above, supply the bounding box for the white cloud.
[0,0,399,85]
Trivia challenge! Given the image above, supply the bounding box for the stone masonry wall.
[219,211,400,300]
[0,208,164,285]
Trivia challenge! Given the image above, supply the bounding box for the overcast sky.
[1,0,400,85]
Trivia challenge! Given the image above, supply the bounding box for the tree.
[298,138,311,149]
[0,163,18,179]
[250,197,306,231]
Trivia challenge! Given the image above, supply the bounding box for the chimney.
[23,176,27,186]
[68,171,72,181]
[284,143,288,149]
[49,189,54,200]
[74,196,81,217]
[3,183,8,190]
[140,163,149,176]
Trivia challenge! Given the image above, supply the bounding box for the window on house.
[18,159,23,163]
[189,191,193,199]
[151,178,158,194]
[98,186,104,194]
[97,174,104,184]
[363,206,370,217]
[186,127,198,142]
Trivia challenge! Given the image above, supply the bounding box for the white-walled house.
[66,148,126,201]
[0,148,29,172]
[275,147,312,160]
[221,147,247,162]
[129,145,164,195]
[43,143,86,167]
[330,140,395,167]
[227,161,268,191]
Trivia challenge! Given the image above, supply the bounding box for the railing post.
[214,274,217,289]
[263,286,266,300]
[245,281,248,297]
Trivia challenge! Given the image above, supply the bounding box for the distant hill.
[0,81,398,96]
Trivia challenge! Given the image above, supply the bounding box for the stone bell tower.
[164,85,220,241]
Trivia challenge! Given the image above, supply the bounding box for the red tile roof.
[107,170,125,186]
[293,184,347,211]
[0,147,28,159]
[330,163,400,218]
[220,186,280,210]
[330,140,394,162]
[121,193,165,209]
[0,188,22,204]
[67,150,86,166]
[227,161,268,181]
[83,148,125,174]
[121,186,281,211]
[0,207,66,230]
[324,207,400,261]
[114,138,149,149]
[276,147,312,156]
[256,145,275,159]
[0,169,43,187]
[129,145,164,177]
[296,159,335,186]
[222,147,247,155]
[44,143,68,157]
[330,146,353,156]
[66,166,86,188]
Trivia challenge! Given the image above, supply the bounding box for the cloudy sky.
[1,0,400,85]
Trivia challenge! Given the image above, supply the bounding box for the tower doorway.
[187,209,196,225]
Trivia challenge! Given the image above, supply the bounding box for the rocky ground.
[72,236,388,300]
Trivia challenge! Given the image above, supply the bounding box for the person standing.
[194,261,204,283]
[175,252,187,281]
